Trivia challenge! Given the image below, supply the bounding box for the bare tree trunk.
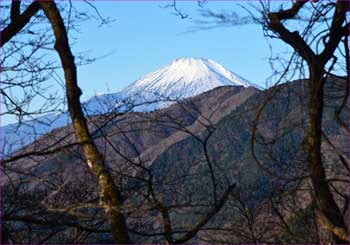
[265,1,349,241]
[39,2,131,243]
[306,66,349,243]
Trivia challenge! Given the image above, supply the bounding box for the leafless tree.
[254,2,349,243]
[190,0,349,243]
[1,0,131,243]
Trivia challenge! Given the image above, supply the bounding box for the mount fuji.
[124,57,258,98]
[1,58,260,155]
[86,58,260,113]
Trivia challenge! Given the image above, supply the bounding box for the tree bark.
[39,1,131,243]
[306,65,349,243]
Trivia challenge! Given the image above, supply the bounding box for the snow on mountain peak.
[122,57,259,99]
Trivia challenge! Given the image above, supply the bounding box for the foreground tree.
[261,1,349,242]
[39,2,132,243]
[1,1,131,243]
[193,0,349,242]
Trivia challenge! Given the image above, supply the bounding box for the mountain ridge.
[1,57,257,155]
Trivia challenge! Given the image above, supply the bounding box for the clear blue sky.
[71,1,290,101]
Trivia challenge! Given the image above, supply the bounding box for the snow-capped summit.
[122,57,258,100]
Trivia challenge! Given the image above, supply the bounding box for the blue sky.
[72,1,290,101]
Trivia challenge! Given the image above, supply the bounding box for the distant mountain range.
[1,58,260,155]
[5,74,348,243]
